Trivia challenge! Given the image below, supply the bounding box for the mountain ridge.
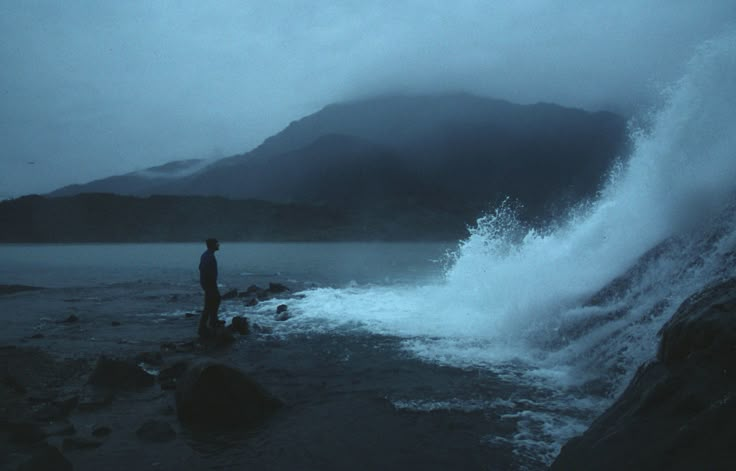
[49,93,630,228]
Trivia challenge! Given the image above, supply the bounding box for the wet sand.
[0,284,537,470]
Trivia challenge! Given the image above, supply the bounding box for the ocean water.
[2,31,735,469]
[0,241,451,290]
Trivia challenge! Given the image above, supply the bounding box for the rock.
[275,304,290,321]
[268,282,290,294]
[62,437,103,450]
[199,326,235,347]
[245,297,259,307]
[222,289,239,300]
[61,315,79,324]
[229,316,250,335]
[175,360,282,427]
[30,333,44,339]
[551,278,736,471]
[87,356,155,390]
[136,420,176,442]
[18,444,72,471]
[658,279,736,367]
[184,313,197,319]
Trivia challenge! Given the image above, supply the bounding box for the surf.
[244,30,736,464]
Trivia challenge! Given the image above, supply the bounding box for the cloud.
[1,0,734,196]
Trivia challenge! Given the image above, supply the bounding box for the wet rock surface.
[551,278,736,471]
[0,281,513,471]
[175,360,283,427]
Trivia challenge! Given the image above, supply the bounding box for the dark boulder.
[244,285,266,297]
[275,304,290,321]
[61,315,79,324]
[245,298,258,307]
[221,289,239,300]
[175,360,282,427]
[268,282,290,294]
[18,444,72,471]
[551,278,736,471]
[199,326,235,347]
[87,356,155,390]
[228,316,250,335]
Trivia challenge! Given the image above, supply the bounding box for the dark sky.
[1,1,734,197]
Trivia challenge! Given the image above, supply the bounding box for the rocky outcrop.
[551,278,736,471]
[175,360,282,427]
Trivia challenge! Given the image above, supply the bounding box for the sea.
[2,32,736,470]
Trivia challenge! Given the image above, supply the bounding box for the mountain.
[50,93,630,225]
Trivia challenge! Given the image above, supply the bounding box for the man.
[198,238,221,336]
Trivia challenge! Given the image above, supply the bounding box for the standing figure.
[198,238,221,336]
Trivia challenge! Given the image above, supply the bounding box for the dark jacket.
[199,249,218,291]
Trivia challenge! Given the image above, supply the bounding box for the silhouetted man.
[198,238,221,336]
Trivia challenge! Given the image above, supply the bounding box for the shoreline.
[1,284,534,470]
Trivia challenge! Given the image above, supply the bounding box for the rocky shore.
[5,275,734,470]
[550,277,736,470]
[0,283,504,471]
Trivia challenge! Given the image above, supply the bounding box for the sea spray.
[277,30,735,374]
[247,30,736,466]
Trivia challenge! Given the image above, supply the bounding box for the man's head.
[206,238,220,251]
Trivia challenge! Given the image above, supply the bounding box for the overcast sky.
[1,1,734,197]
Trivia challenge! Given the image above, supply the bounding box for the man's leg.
[198,292,210,336]
[206,289,221,329]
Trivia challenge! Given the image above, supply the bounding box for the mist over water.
[257,32,736,461]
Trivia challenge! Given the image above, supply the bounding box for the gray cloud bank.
[1,0,734,196]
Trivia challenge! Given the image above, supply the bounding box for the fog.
[1,1,734,197]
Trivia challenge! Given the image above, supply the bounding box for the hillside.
[50,94,629,224]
